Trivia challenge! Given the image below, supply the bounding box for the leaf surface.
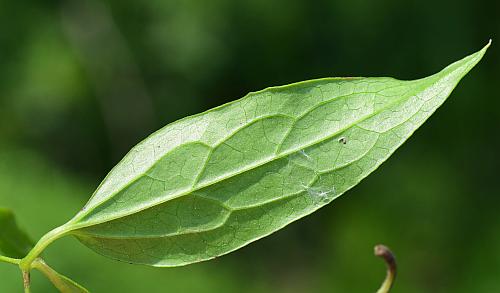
[65,43,489,266]
[0,208,33,258]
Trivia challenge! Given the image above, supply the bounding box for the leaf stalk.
[32,258,89,293]
[0,255,20,265]
[19,225,71,271]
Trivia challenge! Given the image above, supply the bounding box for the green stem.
[374,244,397,293]
[19,224,72,271]
[32,258,90,293]
[32,259,68,292]
[32,259,62,290]
[0,255,20,265]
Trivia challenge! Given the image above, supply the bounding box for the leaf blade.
[0,208,34,259]
[67,43,489,266]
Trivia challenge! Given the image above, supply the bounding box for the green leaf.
[62,42,489,266]
[32,259,89,293]
[0,208,34,259]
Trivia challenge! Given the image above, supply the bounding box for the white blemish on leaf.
[301,184,336,204]
[299,149,312,161]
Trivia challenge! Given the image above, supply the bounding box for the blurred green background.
[0,0,498,292]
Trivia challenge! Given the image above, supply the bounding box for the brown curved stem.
[374,244,397,293]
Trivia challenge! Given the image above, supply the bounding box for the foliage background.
[0,0,498,292]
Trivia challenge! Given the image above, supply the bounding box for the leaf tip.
[464,40,491,73]
[483,39,492,51]
[475,39,491,60]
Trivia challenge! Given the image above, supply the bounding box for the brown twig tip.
[374,245,396,273]
[374,244,397,293]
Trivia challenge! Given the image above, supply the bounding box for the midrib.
[69,77,438,230]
